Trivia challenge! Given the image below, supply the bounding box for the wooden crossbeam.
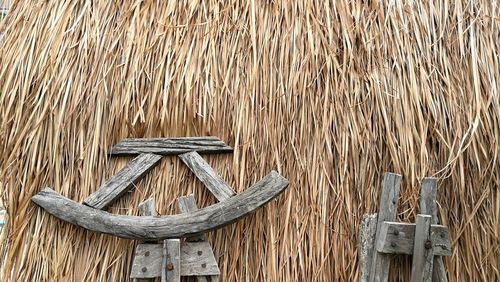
[368,173,402,282]
[179,152,236,201]
[110,137,233,156]
[376,222,452,256]
[32,171,288,240]
[84,153,162,210]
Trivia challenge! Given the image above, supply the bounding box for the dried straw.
[0,0,498,281]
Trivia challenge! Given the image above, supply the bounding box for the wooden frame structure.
[31,137,289,281]
[358,173,451,282]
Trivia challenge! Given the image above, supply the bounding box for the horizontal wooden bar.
[84,153,162,210]
[376,221,452,256]
[179,152,236,201]
[32,171,288,240]
[130,242,220,278]
[109,137,232,156]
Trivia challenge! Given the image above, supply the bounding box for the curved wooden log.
[32,171,288,240]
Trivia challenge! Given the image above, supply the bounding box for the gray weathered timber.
[131,244,164,278]
[179,152,236,202]
[177,194,220,281]
[411,215,433,282]
[32,171,289,240]
[163,239,181,282]
[180,242,220,276]
[110,137,233,156]
[420,178,448,282]
[376,222,452,256]
[139,198,157,216]
[130,243,221,278]
[177,195,204,242]
[84,154,162,210]
[358,213,377,282]
[369,173,402,282]
[134,198,159,281]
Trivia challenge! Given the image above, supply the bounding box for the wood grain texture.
[32,171,289,240]
[358,213,377,282]
[129,243,220,278]
[162,239,180,282]
[420,178,448,282]
[131,244,163,278]
[84,153,162,210]
[110,137,233,156]
[177,194,204,242]
[411,215,433,282]
[177,194,220,281]
[139,198,157,216]
[369,172,402,282]
[376,222,451,256]
[179,152,236,201]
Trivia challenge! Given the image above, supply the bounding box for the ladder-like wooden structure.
[358,173,451,282]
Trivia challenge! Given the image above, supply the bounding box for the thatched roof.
[0,1,498,281]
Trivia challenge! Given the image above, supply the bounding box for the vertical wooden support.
[369,173,402,282]
[177,195,220,282]
[135,198,158,282]
[358,213,377,282]
[162,239,181,282]
[411,215,433,282]
[420,178,448,282]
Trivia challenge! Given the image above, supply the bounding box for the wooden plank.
[84,153,162,210]
[129,243,221,278]
[180,242,220,276]
[411,215,434,282]
[162,239,181,282]
[178,194,220,281]
[376,222,451,256]
[179,152,236,201]
[358,213,377,282]
[133,198,158,281]
[420,177,448,282]
[32,171,289,240]
[177,195,204,241]
[138,198,157,216]
[110,137,233,156]
[131,244,163,278]
[369,172,402,282]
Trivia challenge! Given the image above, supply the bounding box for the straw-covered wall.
[0,0,498,281]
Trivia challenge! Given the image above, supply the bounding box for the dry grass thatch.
[0,0,498,281]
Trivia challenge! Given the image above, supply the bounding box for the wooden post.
[135,198,158,282]
[178,195,220,282]
[369,173,402,282]
[420,178,448,282]
[411,215,433,282]
[358,213,377,282]
[162,239,181,282]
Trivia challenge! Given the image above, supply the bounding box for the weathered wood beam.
[84,154,162,210]
[376,221,452,256]
[134,198,159,281]
[358,213,377,282]
[369,172,402,282]
[177,195,220,281]
[110,137,233,156]
[130,243,220,278]
[420,177,448,282]
[179,152,236,202]
[162,239,180,282]
[411,215,434,282]
[32,171,289,240]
